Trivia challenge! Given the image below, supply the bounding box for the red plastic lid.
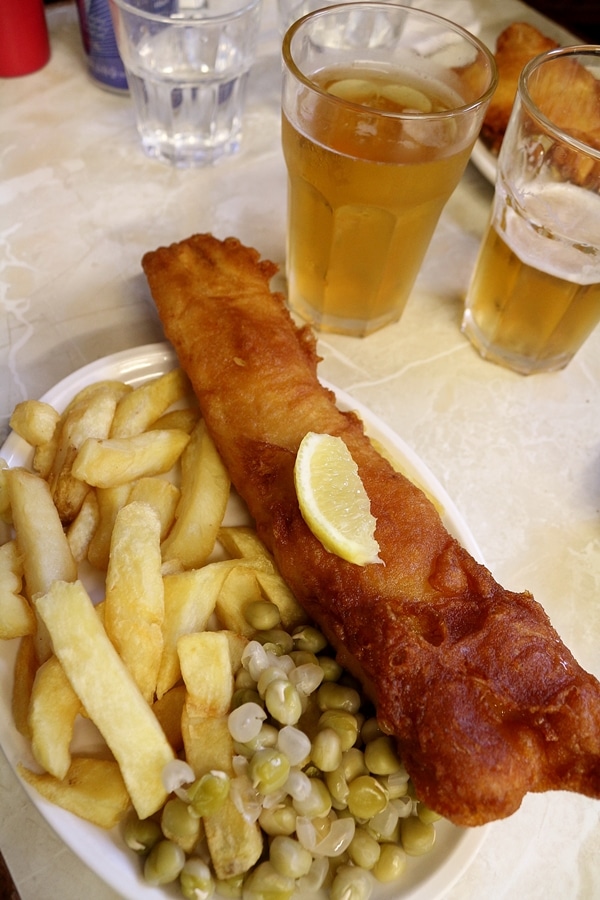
[0,0,51,77]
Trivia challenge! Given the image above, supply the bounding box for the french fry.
[255,570,309,630]
[178,631,233,717]
[28,655,82,780]
[71,429,190,489]
[215,565,263,637]
[7,467,77,662]
[152,684,186,753]
[18,758,130,829]
[181,708,234,777]
[33,580,175,819]
[217,526,276,569]
[157,565,227,699]
[66,490,100,563]
[48,387,120,523]
[127,476,180,541]
[161,420,230,569]
[0,540,35,639]
[9,399,60,447]
[87,483,131,570]
[110,367,191,438]
[150,407,200,434]
[203,796,263,881]
[6,468,77,596]
[12,635,38,738]
[104,501,164,702]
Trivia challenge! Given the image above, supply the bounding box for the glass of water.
[110,0,263,167]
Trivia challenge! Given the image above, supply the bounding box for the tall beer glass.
[281,3,497,337]
[462,46,600,374]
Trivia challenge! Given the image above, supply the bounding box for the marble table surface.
[1,1,599,899]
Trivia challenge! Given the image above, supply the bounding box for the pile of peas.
[124,599,441,900]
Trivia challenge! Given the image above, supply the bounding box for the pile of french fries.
[0,367,310,882]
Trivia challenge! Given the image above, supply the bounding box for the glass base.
[289,296,404,338]
[140,131,241,169]
[461,311,572,375]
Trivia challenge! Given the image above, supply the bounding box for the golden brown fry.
[161,420,230,569]
[203,796,263,881]
[72,429,190,489]
[9,400,60,447]
[33,580,175,819]
[87,483,131,571]
[7,467,77,662]
[28,655,82,780]
[178,631,233,717]
[152,684,186,753]
[12,635,38,738]
[18,758,130,829]
[104,501,164,702]
[66,490,100,563]
[157,565,227,699]
[0,540,35,639]
[110,367,191,438]
[127,476,180,541]
[214,565,262,636]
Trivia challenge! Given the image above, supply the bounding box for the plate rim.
[0,342,489,900]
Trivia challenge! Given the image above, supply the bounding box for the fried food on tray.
[481,22,559,154]
[143,233,600,828]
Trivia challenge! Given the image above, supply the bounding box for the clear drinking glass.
[281,2,497,337]
[110,0,262,167]
[462,46,600,374]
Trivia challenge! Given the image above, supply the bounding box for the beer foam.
[498,182,600,286]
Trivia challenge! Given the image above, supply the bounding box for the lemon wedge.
[294,432,383,567]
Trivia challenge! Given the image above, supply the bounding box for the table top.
[1,2,599,899]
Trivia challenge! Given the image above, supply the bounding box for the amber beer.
[281,4,497,337]
[282,69,474,335]
[463,182,600,374]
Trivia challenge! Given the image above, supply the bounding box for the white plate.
[468,6,580,183]
[0,343,488,900]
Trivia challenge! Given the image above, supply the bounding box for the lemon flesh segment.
[294,432,383,567]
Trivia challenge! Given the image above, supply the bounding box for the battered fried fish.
[481,22,558,153]
[142,234,600,827]
[482,22,600,188]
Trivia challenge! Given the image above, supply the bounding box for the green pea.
[187,770,230,817]
[292,625,328,653]
[242,861,296,900]
[317,682,361,713]
[318,709,359,751]
[417,801,443,824]
[348,827,381,869]
[311,727,343,772]
[244,599,281,631]
[347,775,388,819]
[144,839,186,885]
[318,655,343,682]
[400,816,436,856]
[180,858,214,900]
[372,843,407,882]
[248,748,291,794]
[122,810,162,855]
[269,835,313,879]
[161,797,202,852]
[364,736,403,776]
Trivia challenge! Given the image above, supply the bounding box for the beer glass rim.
[281,1,498,121]
[109,0,261,25]
[519,45,600,162]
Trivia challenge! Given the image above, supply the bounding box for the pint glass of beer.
[462,46,600,374]
[281,3,497,337]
